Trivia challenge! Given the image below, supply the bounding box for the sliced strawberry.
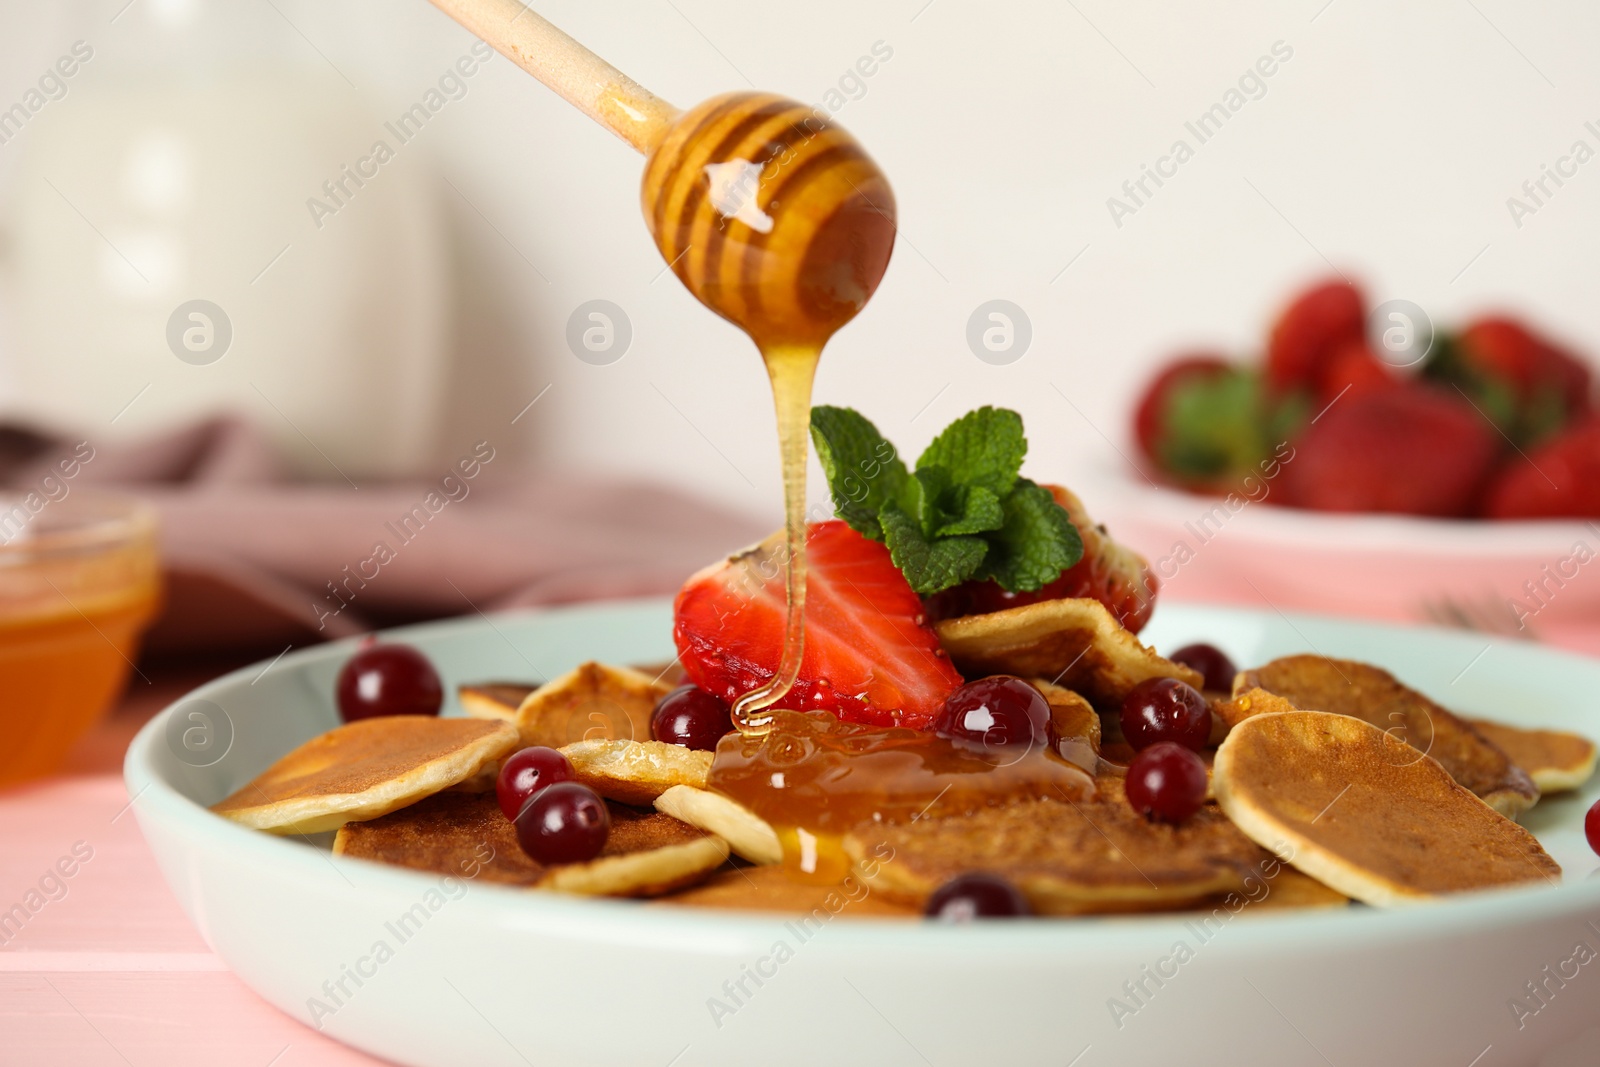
[673,520,963,730]
[1265,279,1366,396]
[924,486,1159,634]
[1278,382,1499,517]
[1426,317,1593,447]
[1483,417,1600,519]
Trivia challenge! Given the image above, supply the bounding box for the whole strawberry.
[1133,356,1290,490]
[1265,279,1366,396]
[1425,316,1593,447]
[1278,383,1499,517]
[1315,339,1394,403]
[1482,418,1600,519]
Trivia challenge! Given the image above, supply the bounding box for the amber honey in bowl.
[0,494,161,788]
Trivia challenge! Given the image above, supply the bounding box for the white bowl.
[1082,459,1600,641]
[125,599,1600,1067]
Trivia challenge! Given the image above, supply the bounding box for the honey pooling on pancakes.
[642,93,897,734]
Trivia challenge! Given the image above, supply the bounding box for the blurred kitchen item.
[0,492,159,788]
[0,1,448,479]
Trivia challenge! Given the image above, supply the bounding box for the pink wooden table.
[0,661,389,1067]
[6,624,1599,1066]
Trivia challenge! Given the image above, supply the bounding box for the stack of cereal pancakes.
[213,598,1594,917]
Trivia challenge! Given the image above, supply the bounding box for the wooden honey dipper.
[428,0,897,346]
[429,0,898,733]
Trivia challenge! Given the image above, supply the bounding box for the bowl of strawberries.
[1104,278,1600,639]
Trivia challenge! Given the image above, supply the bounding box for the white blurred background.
[1,0,1597,526]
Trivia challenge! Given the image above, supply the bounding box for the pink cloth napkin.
[1,417,766,655]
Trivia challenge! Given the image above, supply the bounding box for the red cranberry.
[515,782,610,864]
[1120,677,1211,751]
[1124,742,1208,824]
[651,685,734,751]
[496,746,574,820]
[925,872,1031,920]
[1586,797,1600,857]
[934,676,1050,750]
[335,640,443,722]
[1169,643,1238,693]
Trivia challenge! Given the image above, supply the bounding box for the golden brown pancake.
[334,790,542,883]
[935,598,1202,708]
[1236,656,1538,816]
[658,863,916,917]
[1215,687,1301,730]
[334,791,728,897]
[1466,718,1597,794]
[1240,868,1349,909]
[211,717,520,835]
[458,682,537,722]
[539,835,729,897]
[1033,679,1100,771]
[508,662,672,750]
[1178,866,1350,918]
[1214,711,1560,906]
[843,790,1270,914]
[560,738,713,805]
[655,785,782,865]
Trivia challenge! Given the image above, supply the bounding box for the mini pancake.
[1466,718,1597,794]
[458,682,537,723]
[335,791,727,897]
[539,835,729,897]
[1215,687,1300,730]
[935,598,1202,708]
[561,738,713,805]
[212,717,520,835]
[1236,656,1538,816]
[1032,679,1100,772]
[333,790,541,884]
[655,785,783,865]
[658,863,916,917]
[1214,711,1561,906]
[843,792,1270,915]
[508,662,672,750]
[1241,868,1349,910]
[1185,867,1350,915]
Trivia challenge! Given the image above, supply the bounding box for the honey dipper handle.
[428,0,680,153]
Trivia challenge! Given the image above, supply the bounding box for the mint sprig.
[810,405,1083,595]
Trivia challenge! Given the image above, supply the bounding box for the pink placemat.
[0,775,389,1066]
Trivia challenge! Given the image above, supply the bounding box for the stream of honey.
[643,93,1097,876]
[641,91,897,735]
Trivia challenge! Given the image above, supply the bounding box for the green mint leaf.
[879,504,987,595]
[811,404,1083,597]
[916,406,1025,498]
[810,405,907,540]
[976,479,1083,593]
[935,484,1004,537]
[897,466,955,537]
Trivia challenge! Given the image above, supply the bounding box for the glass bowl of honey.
[0,493,161,789]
